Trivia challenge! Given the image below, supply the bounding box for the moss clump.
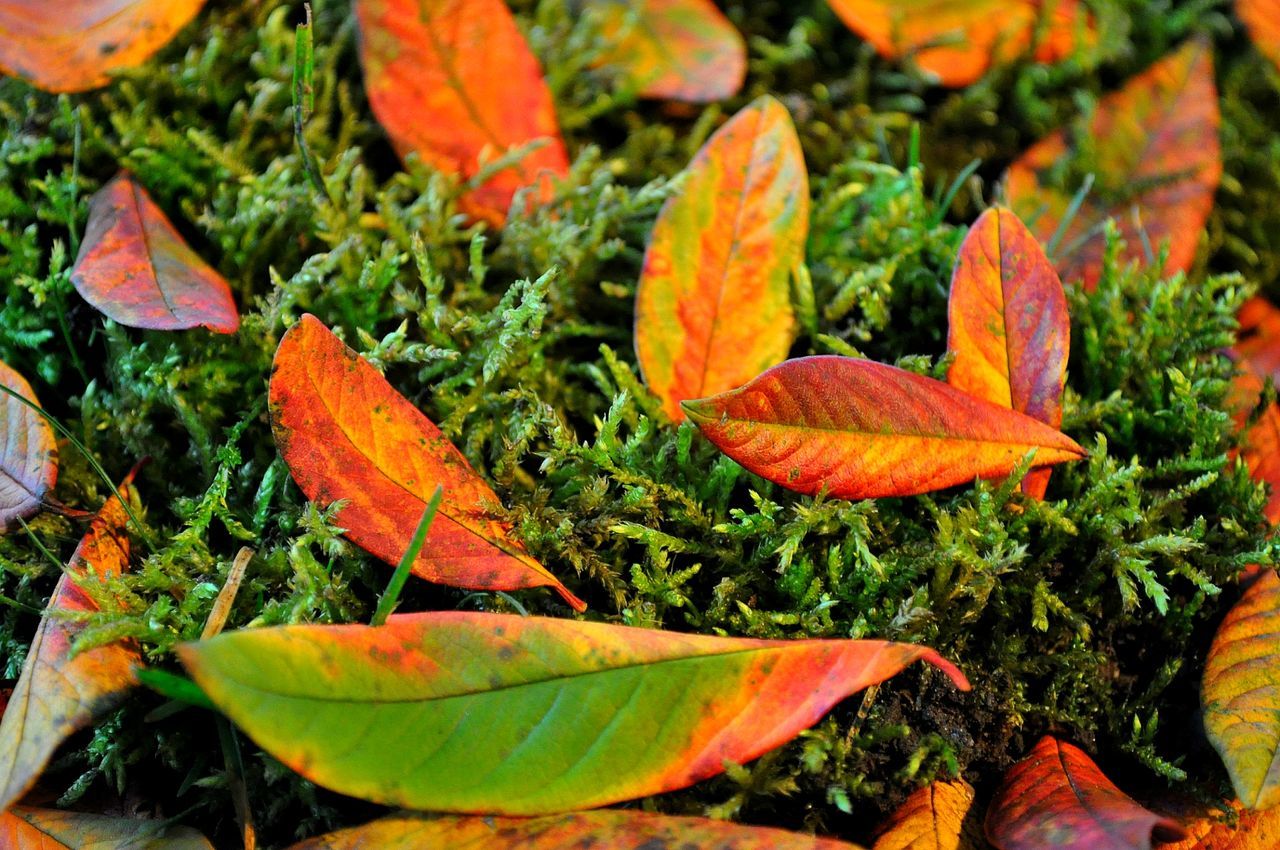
[1,1,1277,847]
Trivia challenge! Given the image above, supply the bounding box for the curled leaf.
[269,314,584,610]
[873,779,984,850]
[71,174,239,333]
[0,805,213,849]
[354,0,570,225]
[635,95,808,421]
[0,361,56,531]
[177,611,967,814]
[1006,39,1220,290]
[682,356,1085,500]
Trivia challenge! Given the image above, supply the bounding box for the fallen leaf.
[1158,799,1280,850]
[177,611,968,814]
[984,736,1187,850]
[824,0,1091,87]
[682,356,1085,500]
[1006,38,1221,290]
[0,475,139,811]
[286,810,864,849]
[635,95,808,421]
[1232,392,1280,525]
[1203,568,1280,810]
[70,173,239,333]
[0,360,56,531]
[0,805,213,848]
[1239,0,1280,73]
[1233,297,1280,385]
[873,779,986,850]
[354,0,570,226]
[269,314,584,611]
[947,207,1069,500]
[590,0,746,102]
[0,0,205,93]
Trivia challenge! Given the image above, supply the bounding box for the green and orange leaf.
[590,0,746,102]
[824,0,1092,87]
[177,611,967,815]
[947,207,1069,500]
[354,0,569,226]
[0,361,56,531]
[635,95,808,421]
[1006,39,1221,290]
[0,475,140,811]
[1203,568,1280,810]
[268,314,583,610]
[70,173,239,333]
[0,805,213,849]
[287,810,864,849]
[0,0,205,93]
[873,779,985,850]
[1239,0,1280,73]
[682,356,1085,500]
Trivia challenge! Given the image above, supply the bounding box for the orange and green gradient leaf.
[590,0,746,102]
[872,779,985,850]
[824,0,1092,88]
[1239,0,1280,73]
[268,314,584,610]
[287,810,864,849]
[682,356,1085,500]
[0,474,139,811]
[354,0,570,226]
[1203,568,1280,810]
[985,736,1187,850]
[1006,38,1220,291]
[0,0,205,93]
[0,805,213,849]
[635,95,808,421]
[71,173,239,333]
[177,611,968,815]
[947,207,1069,500]
[0,360,56,531]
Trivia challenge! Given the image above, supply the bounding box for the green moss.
[0,0,1277,846]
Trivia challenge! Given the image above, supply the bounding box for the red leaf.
[0,361,56,531]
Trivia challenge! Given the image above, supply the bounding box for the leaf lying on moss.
[177,611,967,814]
[872,779,983,850]
[0,805,213,848]
[1158,799,1280,850]
[0,360,56,531]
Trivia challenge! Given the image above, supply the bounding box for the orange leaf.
[1232,396,1280,525]
[1159,800,1280,850]
[1006,39,1220,291]
[682,356,1085,500]
[872,779,985,850]
[591,0,746,102]
[268,314,584,611]
[354,0,570,226]
[947,207,1069,500]
[0,805,213,848]
[70,174,239,333]
[1203,568,1280,810]
[984,736,1186,850]
[1233,297,1280,385]
[1239,0,1280,73]
[286,810,863,849]
[635,95,808,422]
[0,360,56,531]
[0,0,204,93]
[0,475,140,811]
[824,0,1092,87]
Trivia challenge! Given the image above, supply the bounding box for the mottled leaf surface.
[591,0,745,102]
[354,0,569,225]
[0,806,213,849]
[985,736,1186,850]
[269,314,583,610]
[824,0,1091,87]
[683,356,1085,499]
[71,173,239,333]
[1204,568,1280,810]
[178,611,967,814]
[287,810,863,849]
[1239,0,1280,72]
[947,207,1068,500]
[873,779,985,850]
[635,95,808,421]
[0,360,56,531]
[1006,39,1220,290]
[0,477,139,811]
[0,0,204,93]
